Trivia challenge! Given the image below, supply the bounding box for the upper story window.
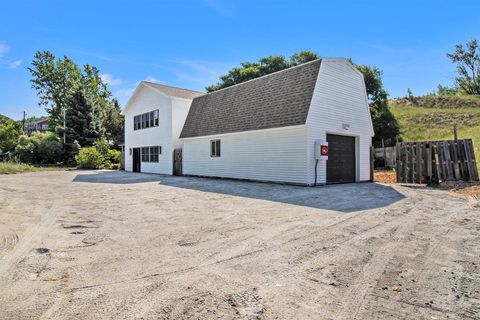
[210,139,221,157]
[134,109,159,131]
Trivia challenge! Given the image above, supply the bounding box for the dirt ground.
[0,170,479,320]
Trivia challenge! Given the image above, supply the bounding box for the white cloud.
[100,73,122,86]
[201,0,234,17]
[114,86,135,107]
[115,87,135,98]
[8,59,22,69]
[0,43,10,58]
[168,59,229,88]
[144,76,160,83]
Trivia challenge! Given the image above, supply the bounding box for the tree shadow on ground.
[73,170,406,213]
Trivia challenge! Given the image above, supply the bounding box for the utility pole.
[22,111,26,133]
[63,107,67,145]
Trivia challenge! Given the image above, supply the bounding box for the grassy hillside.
[390,103,480,165]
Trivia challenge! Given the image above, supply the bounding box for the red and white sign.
[320,145,329,156]
[315,140,329,160]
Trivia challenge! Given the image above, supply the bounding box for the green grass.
[0,162,76,175]
[390,104,480,166]
[0,162,34,174]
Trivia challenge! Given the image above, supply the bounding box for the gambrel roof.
[180,59,322,138]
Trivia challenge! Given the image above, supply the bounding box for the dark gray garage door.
[327,134,356,184]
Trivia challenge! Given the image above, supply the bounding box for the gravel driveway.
[0,170,479,319]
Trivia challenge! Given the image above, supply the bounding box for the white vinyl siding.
[124,87,173,174]
[171,99,193,149]
[306,59,373,184]
[182,126,308,184]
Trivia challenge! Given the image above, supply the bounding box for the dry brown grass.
[435,181,480,199]
[374,170,396,184]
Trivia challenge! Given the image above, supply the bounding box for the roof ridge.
[141,81,204,94]
[200,58,322,97]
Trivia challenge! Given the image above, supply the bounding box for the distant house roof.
[142,81,204,100]
[180,59,321,139]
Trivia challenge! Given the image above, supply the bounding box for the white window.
[141,146,161,162]
[210,140,221,157]
[134,110,159,131]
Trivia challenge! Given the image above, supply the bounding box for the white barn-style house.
[121,81,202,174]
[123,58,374,185]
[180,58,374,185]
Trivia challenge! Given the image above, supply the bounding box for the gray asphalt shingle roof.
[180,59,321,138]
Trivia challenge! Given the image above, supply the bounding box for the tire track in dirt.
[335,189,471,319]
[0,199,59,280]
[0,233,19,251]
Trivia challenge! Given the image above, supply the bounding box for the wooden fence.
[374,146,396,168]
[396,139,479,183]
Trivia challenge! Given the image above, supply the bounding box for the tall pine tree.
[63,88,104,147]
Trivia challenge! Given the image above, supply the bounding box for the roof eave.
[180,124,307,140]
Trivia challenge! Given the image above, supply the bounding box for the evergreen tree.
[103,99,124,146]
[63,88,104,147]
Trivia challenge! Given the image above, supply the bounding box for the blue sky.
[0,0,478,120]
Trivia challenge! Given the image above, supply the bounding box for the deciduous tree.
[205,51,400,146]
[0,114,22,153]
[28,51,124,148]
[447,39,480,95]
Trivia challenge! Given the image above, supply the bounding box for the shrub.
[76,147,104,169]
[93,140,110,156]
[65,140,81,165]
[109,163,120,170]
[76,140,121,170]
[105,149,121,164]
[0,115,22,153]
[14,132,63,164]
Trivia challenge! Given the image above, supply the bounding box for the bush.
[14,132,63,164]
[0,115,22,153]
[105,149,121,164]
[76,147,104,169]
[76,142,121,169]
[93,140,110,156]
[65,140,80,165]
